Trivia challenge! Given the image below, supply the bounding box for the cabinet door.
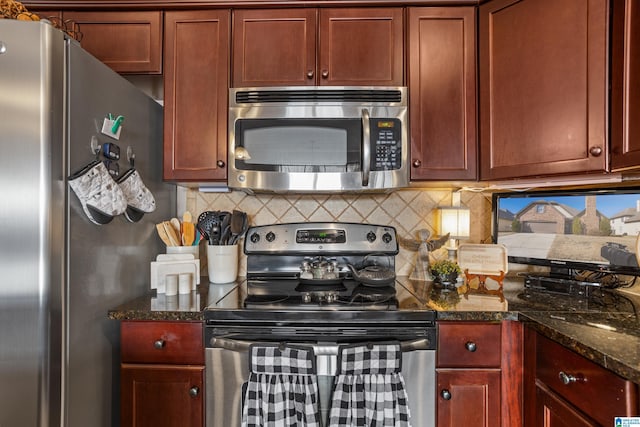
[232,9,316,87]
[611,0,640,169]
[63,12,162,74]
[164,10,230,181]
[535,383,597,427]
[479,0,608,180]
[408,7,477,180]
[33,10,62,20]
[121,364,204,427]
[319,8,403,86]
[437,369,501,427]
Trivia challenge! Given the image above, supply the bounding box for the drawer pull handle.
[154,339,165,349]
[441,389,452,400]
[559,371,583,385]
[189,386,200,397]
[465,341,477,352]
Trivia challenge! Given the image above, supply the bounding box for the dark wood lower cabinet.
[437,369,501,427]
[121,364,204,427]
[120,321,205,427]
[535,383,597,427]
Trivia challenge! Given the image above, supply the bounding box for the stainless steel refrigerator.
[0,20,175,426]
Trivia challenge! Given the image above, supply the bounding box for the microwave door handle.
[361,108,371,187]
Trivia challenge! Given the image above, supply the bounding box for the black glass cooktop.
[243,279,398,310]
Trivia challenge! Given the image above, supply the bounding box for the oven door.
[205,336,435,427]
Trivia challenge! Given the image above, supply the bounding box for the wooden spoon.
[181,211,195,246]
[155,223,172,246]
[162,221,181,246]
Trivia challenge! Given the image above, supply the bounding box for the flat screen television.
[492,188,640,282]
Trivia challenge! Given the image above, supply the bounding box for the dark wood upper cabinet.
[318,8,403,86]
[163,10,230,182]
[611,0,640,170]
[479,0,609,180]
[408,7,477,180]
[63,11,162,74]
[232,7,403,87]
[232,9,316,87]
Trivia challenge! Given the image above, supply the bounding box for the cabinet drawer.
[437,322,501,368]
[121,321,204,365]
[536,334,637,425]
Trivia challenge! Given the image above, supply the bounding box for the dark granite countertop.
[108,276,640,383]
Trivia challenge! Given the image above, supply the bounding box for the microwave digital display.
[377,121,395,128]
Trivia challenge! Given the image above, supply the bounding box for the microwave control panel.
[371,118,402,170]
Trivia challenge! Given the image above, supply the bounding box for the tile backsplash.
[185,188,494,276]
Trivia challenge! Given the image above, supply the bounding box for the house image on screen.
[497,208,515,232]
[609,200,640,235]
[515,196,607,235]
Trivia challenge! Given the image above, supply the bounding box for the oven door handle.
[361,108,371,187]
[208,337,433,353]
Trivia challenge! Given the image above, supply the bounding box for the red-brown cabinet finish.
[437,322,503,427]
[611,0,640,170]
[121,365,204,427]
[63,11,162,74]
[120,321,204,427]
[437,322,501,368]
[534,333,637,426]
[407,7,477,180]
[535,383,598,427]
[318,8,403,86]
[437,369,501,427]
[232,8,403,87]
[232,9,316,87]
[163,10,230,182]
[479,0,609,180]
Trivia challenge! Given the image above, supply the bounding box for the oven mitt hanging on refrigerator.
[117,168,156,223]
[68,160,127,225]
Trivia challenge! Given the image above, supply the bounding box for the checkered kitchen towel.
[242,345,320,427]
[329,342,411,427]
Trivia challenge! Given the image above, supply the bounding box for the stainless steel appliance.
[228,87,409,193]
[0,20,174,427]
[205,222,436,427]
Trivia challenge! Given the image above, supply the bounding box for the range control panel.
[371,118,401,171]
[244,222,398,255]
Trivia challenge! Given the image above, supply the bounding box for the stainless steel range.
[204,222,437,427]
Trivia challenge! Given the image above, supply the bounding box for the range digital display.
[296,229,346,244]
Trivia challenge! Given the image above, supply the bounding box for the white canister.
[167,245,200,259]
[207,244,238,284]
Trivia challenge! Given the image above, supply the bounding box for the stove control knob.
[366,231,377,242]
[266,231,276,242]
[250,232,260,243]
[326,293,336,303]
[302,293,312,303]
[382,232,393,243]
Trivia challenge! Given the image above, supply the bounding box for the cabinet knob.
[558,371,583,385]
[589,146,603,157]
[412,159,422,168]
[441,389,452,400]
[189,386,200,397]
[321,70,329,79]
[153,339,165,349]
[216,160,225,168]
[306,70,314,79]
[465,341,477,352]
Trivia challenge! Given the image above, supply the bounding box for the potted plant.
[430,259,462,286]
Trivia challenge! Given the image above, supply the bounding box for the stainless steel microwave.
[228,86,408,193]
